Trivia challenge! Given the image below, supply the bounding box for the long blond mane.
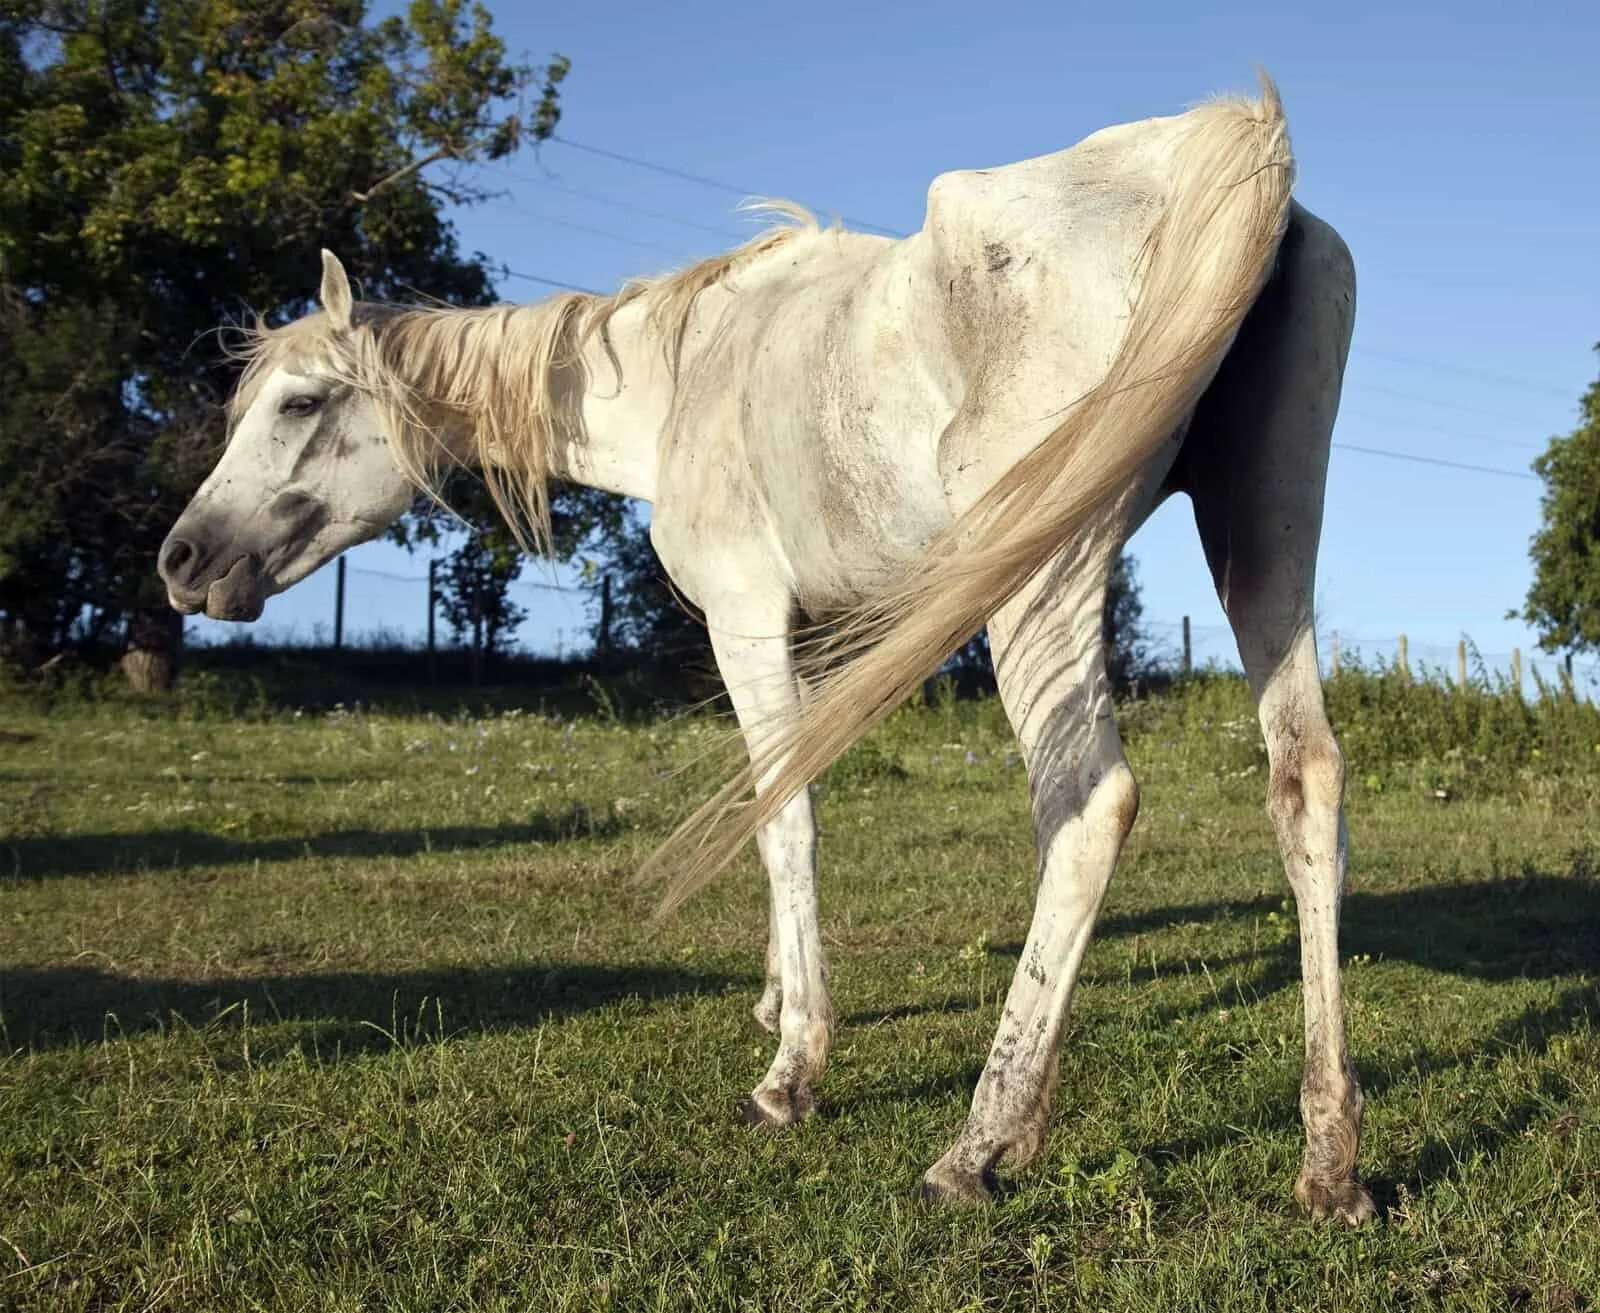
[226,206,819,553]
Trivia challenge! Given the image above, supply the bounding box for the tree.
[0,0,571,687]
[1519,350,1600,660]
[1102,550,1151,691]
[591,508,710,667]
[433,526,525,678]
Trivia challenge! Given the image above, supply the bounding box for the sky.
[193,0,1600,688]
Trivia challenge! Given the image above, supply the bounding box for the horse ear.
[319,249,354,332]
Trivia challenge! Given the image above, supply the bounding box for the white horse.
[160,79,1371,1221]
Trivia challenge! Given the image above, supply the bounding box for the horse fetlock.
[1294,1172,1375,1226]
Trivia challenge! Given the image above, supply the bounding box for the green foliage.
[1520,348,1600,657]
[1118,662,1600,805]
[433,528,527,660]
[592,507,714,666]
[0,0,567,660]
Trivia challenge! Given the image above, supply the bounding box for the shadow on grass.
[1041,870,1600,985]
[0,959,754,1056]
[1,812,623,881]
[850,868,1599,1205]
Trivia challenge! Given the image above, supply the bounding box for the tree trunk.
[121,606,182,693]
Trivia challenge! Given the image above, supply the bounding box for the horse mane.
[226,202,822,554]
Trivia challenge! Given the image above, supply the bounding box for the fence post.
[1397,632,1408,678]
[333,556,345,651]
[426,559,437,684]
[1181,615,1192,676]
[1511,647,1522,698]
[1456,639,1467,692]
[469,567,483,686]
[1330,630,1340,678]
[597,573,613,658]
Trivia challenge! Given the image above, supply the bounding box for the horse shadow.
[0,958,754,1057]
[844,866,1599,1208]
[1,812,623,882]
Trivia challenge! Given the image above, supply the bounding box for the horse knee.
[1266,730,1343,837]
[1033,757,1139,870]
[1095,760,1141,839]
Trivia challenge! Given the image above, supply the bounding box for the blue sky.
[196,0,1600,686]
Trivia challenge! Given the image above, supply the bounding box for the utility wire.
[503,269,601,295]
[348,564,584,594]
[1331,442,1537,481]
[1348,381,1552,428]
[497,265,1549,486]
[496,171,748,242]
[1338,405,1544,453]
[1351,346,1573,399]
[481,201,693,260]
[546,135,907,237]
[543,138,1578,399]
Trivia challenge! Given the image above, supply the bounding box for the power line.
[503,269,601,295]
[1347,381,1550,428]
[348,564,584,594]
[539,137,1575,402]
[1351,346,1574,400]
[497,171,748,242]
[1331,442,1537,481]
[1337,405,1544,453]
[492,266,1552,487]
[546,135,907,238]
[481,201,694,260]
[348,566,426,584]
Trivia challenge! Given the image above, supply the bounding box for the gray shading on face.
[159,365,412,621]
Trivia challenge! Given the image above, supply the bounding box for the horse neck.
[558,298,674,504]
[386,296,668,507]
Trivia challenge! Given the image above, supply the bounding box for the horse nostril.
[160,536,199,584]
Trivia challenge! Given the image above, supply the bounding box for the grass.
[1,673,1597,1311]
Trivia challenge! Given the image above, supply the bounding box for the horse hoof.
[742,1085,812,1129]
[919,1162,998,1207]
[1294,1175,1376,1226]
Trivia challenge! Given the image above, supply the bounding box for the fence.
[211,556,1600,701]
[1143,617,1600,701]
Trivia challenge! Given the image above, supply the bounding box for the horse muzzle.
[199,554,267,621]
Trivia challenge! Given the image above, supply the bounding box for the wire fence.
[1143,617,1599,700]
[202,557,1599,702]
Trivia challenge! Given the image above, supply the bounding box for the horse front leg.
[705,604,832,1127]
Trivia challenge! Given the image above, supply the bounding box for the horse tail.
[648,76,1295,913]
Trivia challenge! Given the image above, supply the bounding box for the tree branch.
[350,147,456,203]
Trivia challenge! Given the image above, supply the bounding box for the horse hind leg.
[1184,202,1373,1224]
[922,541,1138,1203]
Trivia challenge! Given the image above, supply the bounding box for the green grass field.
[2,673,1597,1311]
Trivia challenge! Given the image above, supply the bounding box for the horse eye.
[280,394,323,417]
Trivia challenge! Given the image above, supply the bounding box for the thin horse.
[160,78,1371,1221]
